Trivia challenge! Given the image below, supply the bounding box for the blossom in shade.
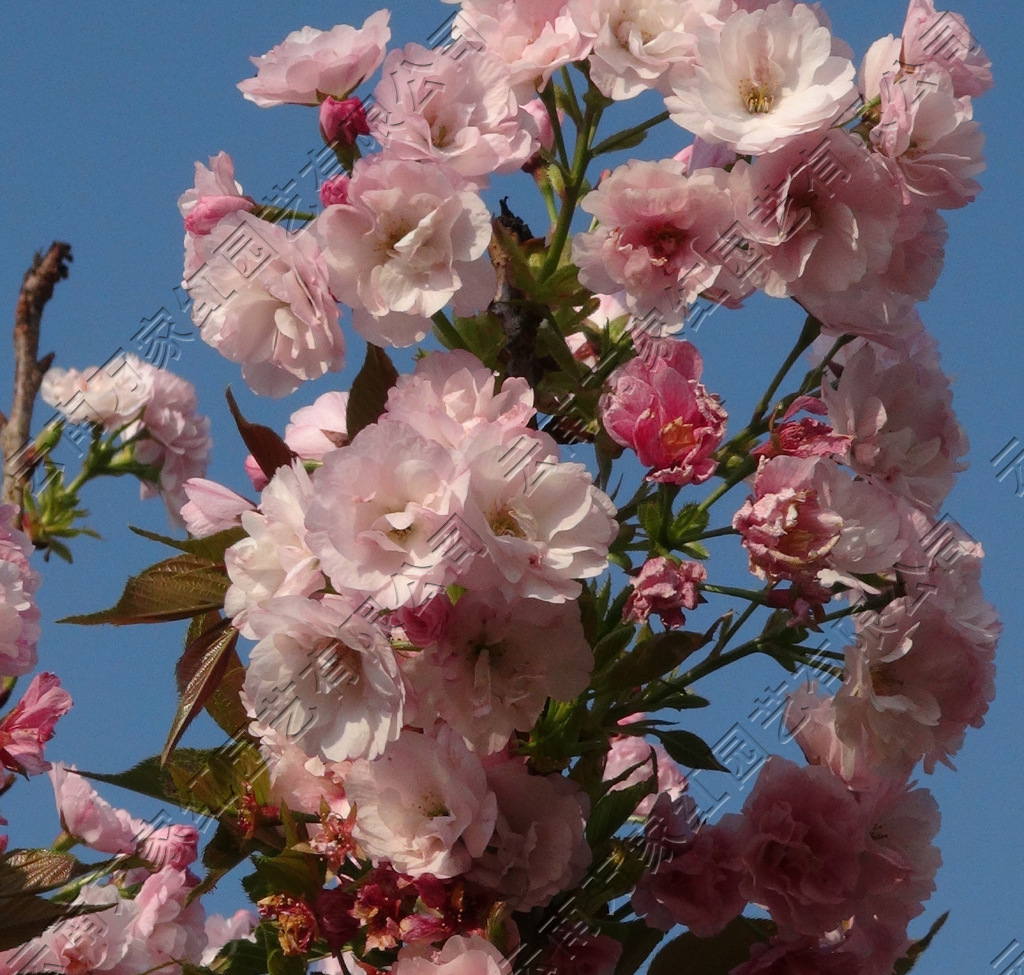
[0,504,42,677]
[40,353,154,433]
[345,724,497,879]
[665,1,856,153]
[468,758,591,909]
[177,151,255,237]
[237,11,391,106]
[600,340,727,485]
[602,727,688,817]
[313,156,495,348]
[183,212,345,397]
[370,44,538,182]
[540,934,623,975]
[391,934,511,975]
[730,933,863,975]
[0,672,72,776]
[624,556,707,628]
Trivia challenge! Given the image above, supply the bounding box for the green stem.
[559,67,583,125]
[248,205,316,224]
[591,110,670,156]
[539,82,572,172]
[748,313,822,428]
[701,584,773,604]
[696,454,757,514]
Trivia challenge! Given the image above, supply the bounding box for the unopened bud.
[319,95,370,147]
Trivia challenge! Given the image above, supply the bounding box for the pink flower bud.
[319,95,370,147]
[0,672,72,776]
[320,174,351,208]
[184,194,256,235]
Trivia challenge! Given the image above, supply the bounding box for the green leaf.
[609,919,666,975]
[0,849,91,899]
[608,630,709,690]
[346,343,399,439]
[59,553,230,625]
[81,749,219,813]
[130,525,247,563]
[637,500,662,543]
[647,916,773,975]
[586,774,656,847]
[593,626,636,673]
[242,849,322,903]
[162,617,241,765]
[892,911,949,974]
[186,821,254,906]
[0,893,108,950]
[225,388,298,481]
[651,728,727,773]
[667,503,709,546]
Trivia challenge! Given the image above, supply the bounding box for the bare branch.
[1,242,72,508]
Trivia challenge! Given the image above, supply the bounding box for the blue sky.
[2,2,1022,972]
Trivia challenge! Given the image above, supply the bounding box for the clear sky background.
[1,2,1021,972]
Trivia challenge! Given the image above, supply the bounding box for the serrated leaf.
[647,916,773,975]
[163,618,241,765]
[81,749,219,813]
[346,343,399,439]
[0,894,108,950]
[608,630,708,689]
[636,500,662,543]
[243,849,322,903]
[593,626,636,673]
[652,728,727,773]
[667,503,709,546]
[59,553,229,626]
[206,930,273,975]
[0,850,90,899]
[130,525,247,563]
[226,388,298,481]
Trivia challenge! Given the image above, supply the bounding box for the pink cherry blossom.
[901,0,992,98]
[305,421,470,609]
[872,69,984,209]
[49,763,142,854]
[284,390,350,460]
[181,477,255,537]
[319,95,370,146]
[313,156,495,348]
[404,590,592,754]
[821,340,967,512]
[224,461,322,638]
[624,557,707,629]
[469,758,590,909]
[602,730,687,817]
[600,339,727,485]
[569,0,723,100]
[201,910,258,967]
[177,151,255,237]
[0,505,41,677]
[729,129,901,305]
[184,213,345,397]
[573,160,750,329]
[391,934,511,975]
[40,353,154,433]
[345,724,498,878]
[244,594,405,764]
[237,11,391,106]
[0,672,72,775]
[384,349,534,451]
[665,1,856,153]
[444,0,591,101]
[459,426,619,602]
[134,367,212,525]
[371,44,538,182]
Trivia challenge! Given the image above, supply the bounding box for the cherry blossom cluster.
[0,0,998,972]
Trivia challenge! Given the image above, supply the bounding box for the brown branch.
[1,242,72,508]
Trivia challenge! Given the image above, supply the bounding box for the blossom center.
[490,503,526,538]
[739,78,777,114]
[660,417,697,456]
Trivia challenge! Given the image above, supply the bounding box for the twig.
[1,241,72,508]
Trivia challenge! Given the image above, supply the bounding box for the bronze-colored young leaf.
[0,849,90,899]
[346,342,399,439]
[58,553,230,626]
[225,387,298,481]
[162,617,241,765]
[608,630,709,689]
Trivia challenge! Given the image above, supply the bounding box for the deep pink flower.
[623,556,707,628]
[319,96,370,146]
[600,340,727,485]
[0,672,72,776]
